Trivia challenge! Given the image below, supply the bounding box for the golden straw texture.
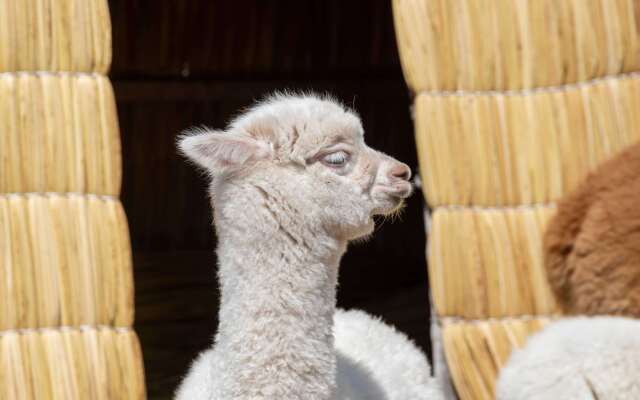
[0,194,133,330]
[0,328,145,400]
[0,73,121,195]
[0,0,111,73]
[415,75,640,207]
[442,318,550,400]
[0,1,146,398]
[393,0,640,91]
[429,207,559,319]
[394,0,640,398]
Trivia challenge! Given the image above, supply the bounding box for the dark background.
[107,1,430,398]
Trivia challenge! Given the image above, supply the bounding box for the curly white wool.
[496,316,640,400]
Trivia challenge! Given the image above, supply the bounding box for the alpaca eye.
[322,151,350,167]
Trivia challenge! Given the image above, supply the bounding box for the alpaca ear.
[178,128,272,174]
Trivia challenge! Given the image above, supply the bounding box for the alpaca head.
[179,93,412,241]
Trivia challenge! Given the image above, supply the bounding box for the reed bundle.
[429,207,558,319]
[0,0,111,73]
[442,318,550,400]
[415,75,640,207]
[393,0,640,398]
[393,0,640,92]
[0,73,121,195]
[0,327,145,400]
[0,1,145,397]
[0,194,133,330]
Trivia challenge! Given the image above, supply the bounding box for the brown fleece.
[544,142,640,316]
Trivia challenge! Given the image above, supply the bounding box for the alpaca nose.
[389,162,411,182]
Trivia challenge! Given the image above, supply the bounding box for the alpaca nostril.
[390,163,411,181]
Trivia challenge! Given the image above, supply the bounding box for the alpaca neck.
[214,216,345,399]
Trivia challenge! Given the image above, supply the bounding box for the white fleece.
[174,93,440,400]
[334,309,443,400]
[496,316,640,400]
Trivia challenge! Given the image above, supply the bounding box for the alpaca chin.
[372,198,406,218]
[350,218,376,241]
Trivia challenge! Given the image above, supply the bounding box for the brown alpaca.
[544,142,640,316]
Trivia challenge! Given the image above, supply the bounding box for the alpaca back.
[496,316,640,400]
[544,142,640,316]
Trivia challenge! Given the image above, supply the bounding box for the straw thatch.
[0,0,145,398]
[0,328,145,400]
[0,74,121,195]
[415,75,640,207]
[393,0,640,91]
[442,318,550,400]
[393,0,640,398]
[0,0,111,73]
[0,194,133,330]
[429,207,558,319]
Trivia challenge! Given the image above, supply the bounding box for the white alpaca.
[496,316,640,400]
[174,93,441,400]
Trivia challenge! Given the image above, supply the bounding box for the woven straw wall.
[393,0,640,398]
[0,1,145,399]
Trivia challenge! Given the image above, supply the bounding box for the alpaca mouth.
[370,181,413,216]
[376,182,413,199]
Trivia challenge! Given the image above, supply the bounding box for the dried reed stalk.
[395,1,640,398]
[415,75,640,207]
[0,0,146,396]
[0,73,121,195]
[0,194,133,330]
[0,328,145,400]
[0,0,111,73]
[442,318,550,400]
[429,207,559,319]
[392,0,640,91]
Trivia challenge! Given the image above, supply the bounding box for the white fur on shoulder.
[334,309,443,400]
[176,349,218,399]
[177,310,441,400]
[496,316,640,400]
